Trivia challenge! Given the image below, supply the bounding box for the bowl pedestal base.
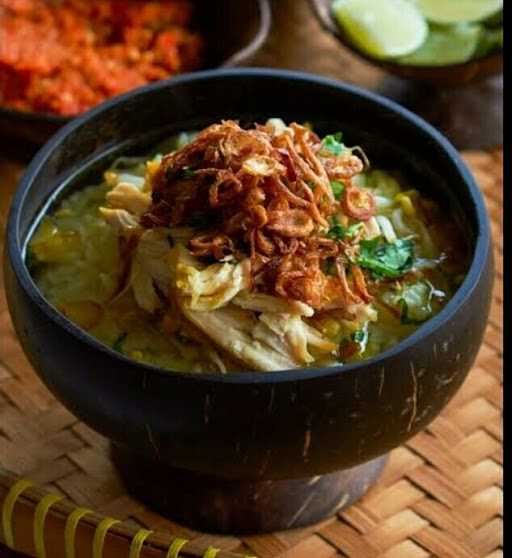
[111,445,388,534]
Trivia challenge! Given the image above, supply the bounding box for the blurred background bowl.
[0,0,271,153]
[309,0,503,86]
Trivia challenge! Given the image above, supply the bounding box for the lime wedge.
[396,24,482,66]
[415,0,503,24]
[483,10,503,27]
[332,0,428,59]
[474,27,503,57]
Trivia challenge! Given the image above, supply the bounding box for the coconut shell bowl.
[4,69,494,534]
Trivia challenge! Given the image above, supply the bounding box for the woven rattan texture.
[0,150,503,557]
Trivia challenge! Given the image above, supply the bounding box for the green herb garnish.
[346,222,364,238]
[327,218,364,242]
[352,329,366,343]
[327,217,346,241]
[321,132,345,156]
[358,238,414,279]
[179,167,196,179]
[112,333,127,354]
[351,322,369,352]
[330,180,345,200]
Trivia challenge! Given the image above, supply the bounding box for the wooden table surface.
[0,1,502,557]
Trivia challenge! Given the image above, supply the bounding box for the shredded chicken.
[139,120,374,312]
[99,119,380,371]
[178,303,299,371]
[99,207,142,234]
[175,252,251,311]
[258,313,336,365]
[106,182,151,216]
[233,292,314,317]
[130,229,172,312]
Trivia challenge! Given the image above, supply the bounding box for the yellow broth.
[28,143,469,373]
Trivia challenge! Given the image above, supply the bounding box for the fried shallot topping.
[140,120,376,310]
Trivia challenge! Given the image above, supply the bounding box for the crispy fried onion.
[139,120,373,311]
[322,153,364,180]
[189,233,234,260]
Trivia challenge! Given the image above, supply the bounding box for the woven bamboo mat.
[0,150,503,557]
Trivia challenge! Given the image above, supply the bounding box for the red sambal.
[0,0,203,116]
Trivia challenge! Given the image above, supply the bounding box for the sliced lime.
[474,27,503,57]
[483,9,503,27]
[332,0,428,59]
[396,24,482,66]
[415,0,503,24]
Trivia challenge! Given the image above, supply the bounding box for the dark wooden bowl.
[4,69,494,533]
[310,0,503,86]
[0,0,271,148]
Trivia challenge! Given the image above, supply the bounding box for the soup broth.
[28,120,469,373]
